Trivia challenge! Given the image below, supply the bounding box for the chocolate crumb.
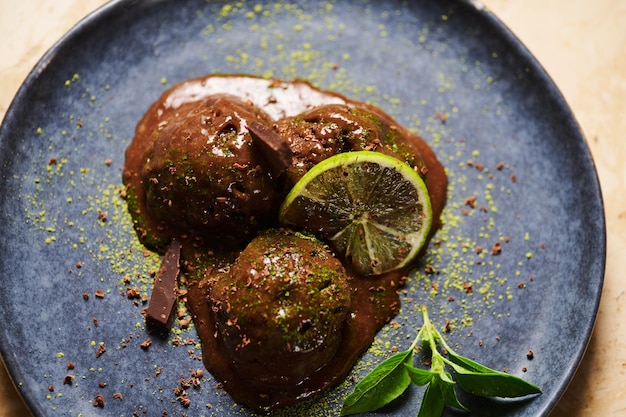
[443,318,451,333]
[140,338,152,349]
[527,350,534,360]
[96,344,106,358]
[93,394,105,408]
[464,195,477,208]
[491,241,502,255]
[63,375,73,385]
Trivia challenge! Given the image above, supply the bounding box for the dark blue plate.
[0,0,605,416]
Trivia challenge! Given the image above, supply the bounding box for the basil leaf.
[437,372,469,411]
[448,361,542,398]
[340,348,413,415]
[404,364,434,386]
[417,381,444,417]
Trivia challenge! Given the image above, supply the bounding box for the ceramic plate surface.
[0,0,605,416]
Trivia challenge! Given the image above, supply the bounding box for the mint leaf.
[404,364,434,386]
[435,372,469,411]
[340,347,414,415]
[447,361,542,398]
[417,381,444,417]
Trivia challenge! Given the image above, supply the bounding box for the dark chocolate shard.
[146,239,181,336]
[248,121,293,178]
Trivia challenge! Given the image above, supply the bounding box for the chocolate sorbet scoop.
[123,94,282,250]
[209,229,351,385]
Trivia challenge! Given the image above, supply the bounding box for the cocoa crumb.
[83,292,90,300]
[95,290,105,298]
[434,112,448,123]
[48,385,54,392]
[511,174,517,183]
[104,159,113,166]
[98,381,107,388]
[93,394,105,408]
[48,157,58,165]
[448,296,455,302]
[96,344,106,358]
[496,162,504,170]
[63,375,74,385]
[140,338,152,349]
[93,318,99,327]
[66,361,75,370]
[527,350,535,360]
[491,241,502,255]
[443,318,451,333]
[113,392,123,400]
[522,367,528,372]
[462,281,473,294]
[464,195,477,208]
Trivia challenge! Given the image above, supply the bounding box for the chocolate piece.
[146,240,181,335]
[248,121,293,178]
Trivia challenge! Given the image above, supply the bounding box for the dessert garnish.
[279,151,433,275]
[341,306,542,416]
[145,239,181,335]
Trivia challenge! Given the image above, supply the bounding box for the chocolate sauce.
[123,75,448,413]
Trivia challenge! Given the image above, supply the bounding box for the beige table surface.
[1,1,625,416]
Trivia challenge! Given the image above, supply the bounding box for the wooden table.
[1,1,625,416]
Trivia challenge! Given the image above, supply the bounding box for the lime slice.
[279,151,433,276]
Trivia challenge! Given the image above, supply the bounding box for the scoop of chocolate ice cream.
[209,229,351,385]
[123,94,282,250]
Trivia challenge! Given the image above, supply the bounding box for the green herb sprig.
[340,307,541,416]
